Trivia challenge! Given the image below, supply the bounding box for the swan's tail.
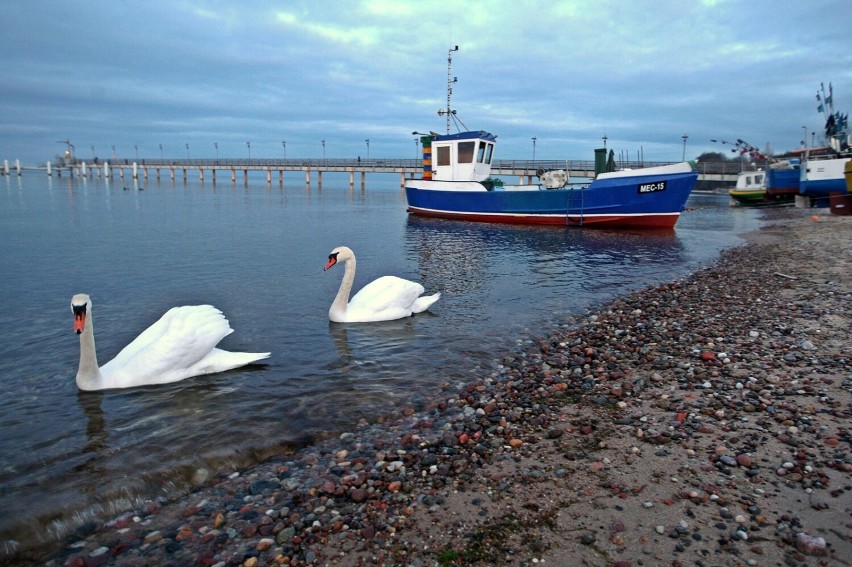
[412,292,441,314]
[200,349,271,374]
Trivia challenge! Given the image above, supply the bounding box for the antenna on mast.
[437,45,459,134]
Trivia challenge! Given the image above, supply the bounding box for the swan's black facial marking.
[324,252,339,271]
[73,303,87,334]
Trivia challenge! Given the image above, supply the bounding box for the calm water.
[0,172,760,551]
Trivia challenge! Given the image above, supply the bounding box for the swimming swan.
[324,246,441,323]
[71,294,270,391]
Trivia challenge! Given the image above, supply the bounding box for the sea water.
[0,172,759,551]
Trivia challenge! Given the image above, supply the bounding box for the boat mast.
[439,45,458,134]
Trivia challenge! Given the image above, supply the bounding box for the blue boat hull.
[765,168,799,198]
[799,157,850,199]
[799,178,847,197]
[405,171,698,229]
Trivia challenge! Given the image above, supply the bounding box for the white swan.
[324,246,441,323]
[71,294,270,391]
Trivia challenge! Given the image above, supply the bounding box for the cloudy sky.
[1,0,850,166]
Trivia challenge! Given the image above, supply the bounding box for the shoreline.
[19,209,852,567]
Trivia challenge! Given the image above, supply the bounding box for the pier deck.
[2,157,742,187]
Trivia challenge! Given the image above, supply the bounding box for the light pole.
[801,126,808,149]
[321,139,326,162]
[112,145,116,159]
[214,142,218,161]
[681,135,688,161]
[531,137,537,161]
[134,145,138,161]
[281,141,286,160]
[365,139,370,159]
[185,143,189,159]
[91,145,96,159]
[414,137,419,160]
[246,141,251,159]
[159,144,163,160]
[602,135,607,148]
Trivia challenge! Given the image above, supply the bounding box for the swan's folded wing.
[349,276,425,313]
[102,305,232,380]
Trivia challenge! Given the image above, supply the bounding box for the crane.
[56,140,76,164]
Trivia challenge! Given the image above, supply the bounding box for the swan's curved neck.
[330,256,356,321]
[77,313,102,391]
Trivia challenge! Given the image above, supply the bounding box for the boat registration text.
[638,181,667,193]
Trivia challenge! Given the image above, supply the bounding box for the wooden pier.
[2,157,741,187]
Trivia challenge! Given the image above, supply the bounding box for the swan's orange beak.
[73,305,87,334]
[324,255,338,271]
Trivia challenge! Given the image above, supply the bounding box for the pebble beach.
[16,208,851,567]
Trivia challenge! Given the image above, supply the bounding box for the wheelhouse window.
[484,143,494,164]
[436,146,450,166]
[476,142,486,163]
[458,141,475,164]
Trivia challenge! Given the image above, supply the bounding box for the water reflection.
[404,216,685,265]
[76,392,107,475]
[403,216,687,309]
[328,318,420,369]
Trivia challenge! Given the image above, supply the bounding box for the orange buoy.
[811,215,820,221]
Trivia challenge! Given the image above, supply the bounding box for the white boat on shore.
[800,82,850,205]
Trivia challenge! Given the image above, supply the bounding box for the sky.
[1,0,851,166]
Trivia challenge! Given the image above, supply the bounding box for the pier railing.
[3,156,746,184]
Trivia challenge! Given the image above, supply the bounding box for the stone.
[795,533,828,556]
[735,453,753,467]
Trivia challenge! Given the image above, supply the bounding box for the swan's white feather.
[348,276,426,320]
[101,306,239,387]
[326,247,440,323]
[73,295,270,391]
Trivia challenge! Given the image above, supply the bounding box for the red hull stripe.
[407,207,680,229]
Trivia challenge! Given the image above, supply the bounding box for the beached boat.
[846,159,852,193]
[765,158,800,200]
[833,154,852,215]
[800,154,850,201]
[728,170,767,205]
[728,165,795,207]
[800,82,850,205]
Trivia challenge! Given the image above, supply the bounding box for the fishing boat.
[799,82,850,206]
[846,159,852,193]
[765,158,800,200]
[728,165,796,207]
[404,48,698,230]
[840,159,852,215]
[728,170,767,206]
